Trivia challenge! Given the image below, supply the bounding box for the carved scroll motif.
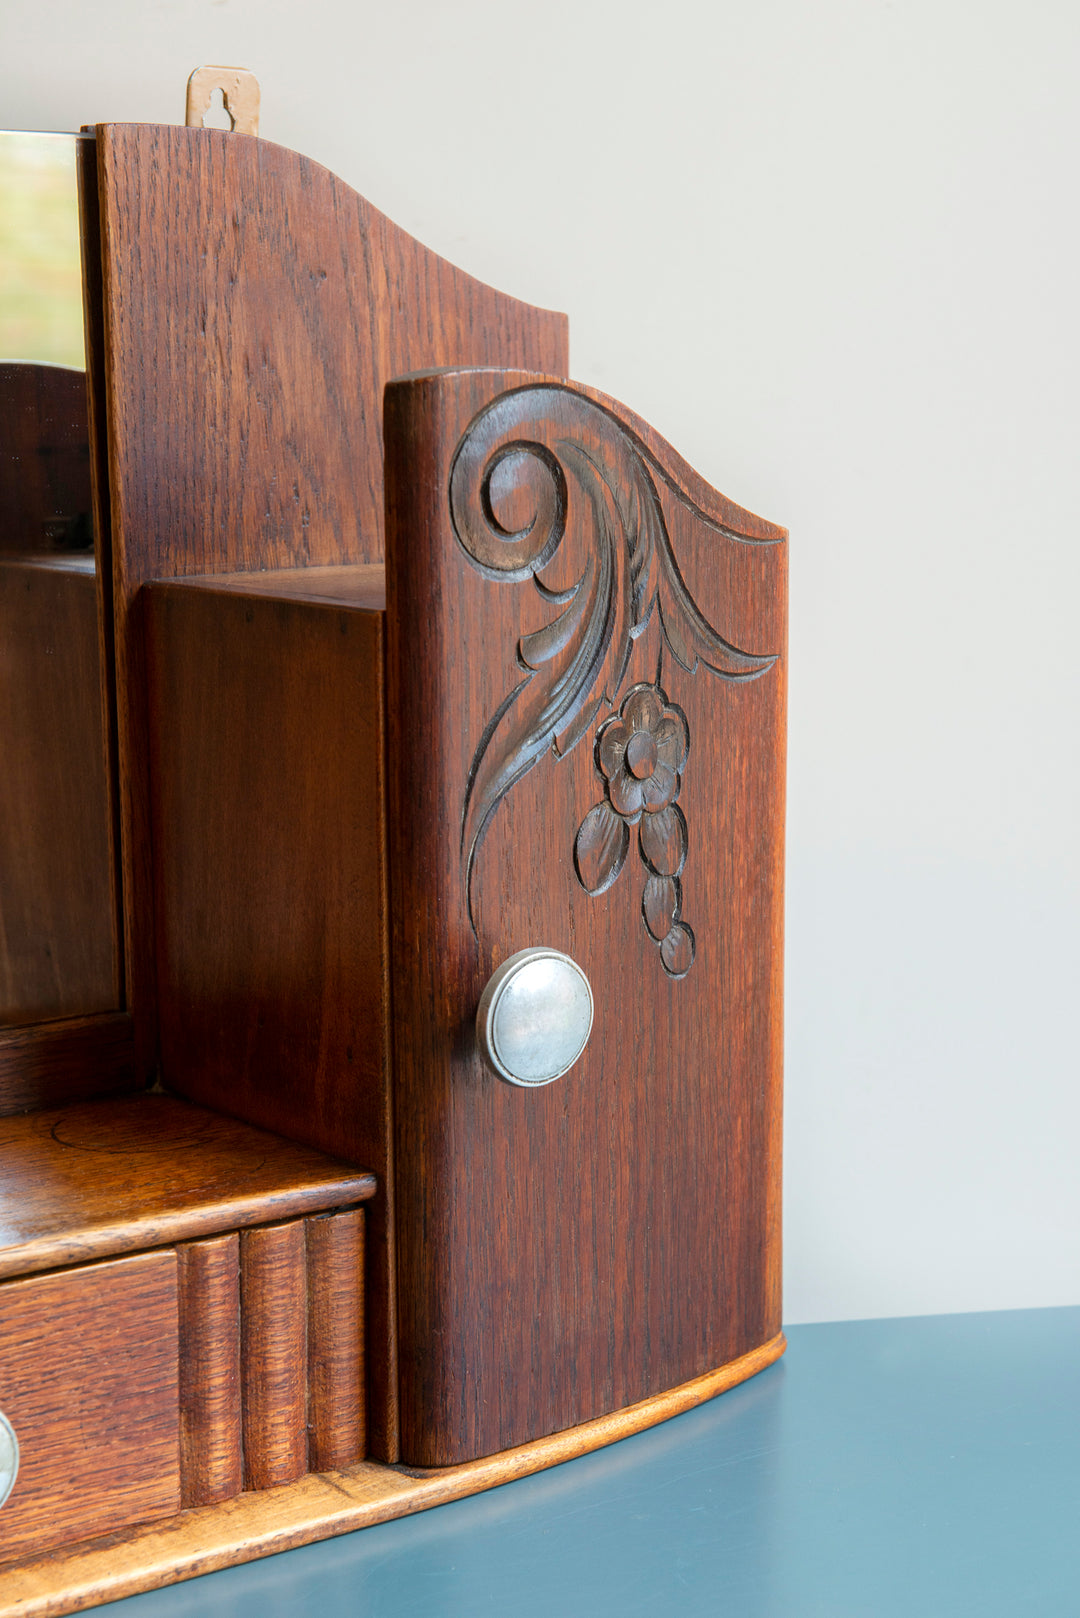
[448,384,776,977]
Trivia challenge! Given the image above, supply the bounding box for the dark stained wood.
[0,1092,374,1281]
[94,125,567,582]
[0,556,118,1027]
[0,116,792,1603]
[177,1234,242,1507]
[0,1335,785,1615]
[0,1012,133,1117]
[240,1221,308,1490]
[0,363,92,556]
[142,576,396,1459]
[384,369,786,1464]
[0,1250,179,1564]
[306,1210,366,1471]
[90,128,567,1462]
[92,122,568,1100]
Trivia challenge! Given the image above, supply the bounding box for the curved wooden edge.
[97,126,569,377]
[384,368,787,544]
[0,1333,786,1616]
[572,382,788,544]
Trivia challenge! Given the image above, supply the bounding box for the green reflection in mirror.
[0,132,84,368]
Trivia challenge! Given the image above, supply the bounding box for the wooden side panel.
[307,1210,365,1471]
[240,1222,307,1490]
[0,1251,179,1563]
[95,124,567,584]
[143,580,395,1459]
[385,371,786,1465]
[142,585,388,1181]
[93,121,568,1097]
[178,1235,242,1507]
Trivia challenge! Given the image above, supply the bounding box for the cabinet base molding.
[0,1333,785,1616]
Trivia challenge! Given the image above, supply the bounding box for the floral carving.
[596,684,686,819]
[449,383,779,972]
[574,684,695,977]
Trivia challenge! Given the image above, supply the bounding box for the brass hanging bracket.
[185,66,260,136]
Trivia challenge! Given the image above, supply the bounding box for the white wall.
[4,0,1077,1324]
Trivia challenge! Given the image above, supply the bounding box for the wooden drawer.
[0,1250,179,1563]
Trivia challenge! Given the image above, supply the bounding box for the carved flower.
[572,682,696,978]
[595,684,689,821]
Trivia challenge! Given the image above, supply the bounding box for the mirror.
[0,133,120,1027]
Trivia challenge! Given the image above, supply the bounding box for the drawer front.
[0,1250,179,1563]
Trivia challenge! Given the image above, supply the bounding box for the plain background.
[2,0,1077,1327]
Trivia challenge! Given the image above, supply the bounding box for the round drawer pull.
[476,947,594,1088]
[0,1411,19,1510]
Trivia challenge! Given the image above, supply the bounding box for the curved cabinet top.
[94,122,569,589]
[90,123,567,1067]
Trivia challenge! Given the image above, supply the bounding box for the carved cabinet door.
[385,368,787,1468]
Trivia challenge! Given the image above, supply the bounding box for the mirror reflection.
[0,133,120,1027]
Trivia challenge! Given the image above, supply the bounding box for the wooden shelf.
[152,564,386,611]
[0,1093,375,1281]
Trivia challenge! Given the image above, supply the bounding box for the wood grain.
[142,580,388,1164]
[92,121,568,1109]
[240,1221,308,1490]
[0,1250,179,1565]
[0,1333,785,1616]
[142,576,395,1459]
[306,1210,365,1471]
[0,556,117,1028]
[0,1013,133,1118]
[0,1093,374,1282]
[384,369,787,1465]
[0,363,92,557]
[177,1235,242,1508]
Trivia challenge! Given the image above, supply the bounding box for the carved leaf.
[574,801,629,896]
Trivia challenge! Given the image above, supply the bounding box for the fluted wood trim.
[177,1234,242,1507]
[239,1221,307,1490]
[306,1209,365,1471]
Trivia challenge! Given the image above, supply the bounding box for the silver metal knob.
[0,1411,19,1510]
[476,947,594,1087]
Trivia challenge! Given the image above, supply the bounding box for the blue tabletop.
[102,1306,1080,1617]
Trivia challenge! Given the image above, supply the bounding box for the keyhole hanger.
[185,66,260,136]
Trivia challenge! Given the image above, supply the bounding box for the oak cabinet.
[0,95,785,1611]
